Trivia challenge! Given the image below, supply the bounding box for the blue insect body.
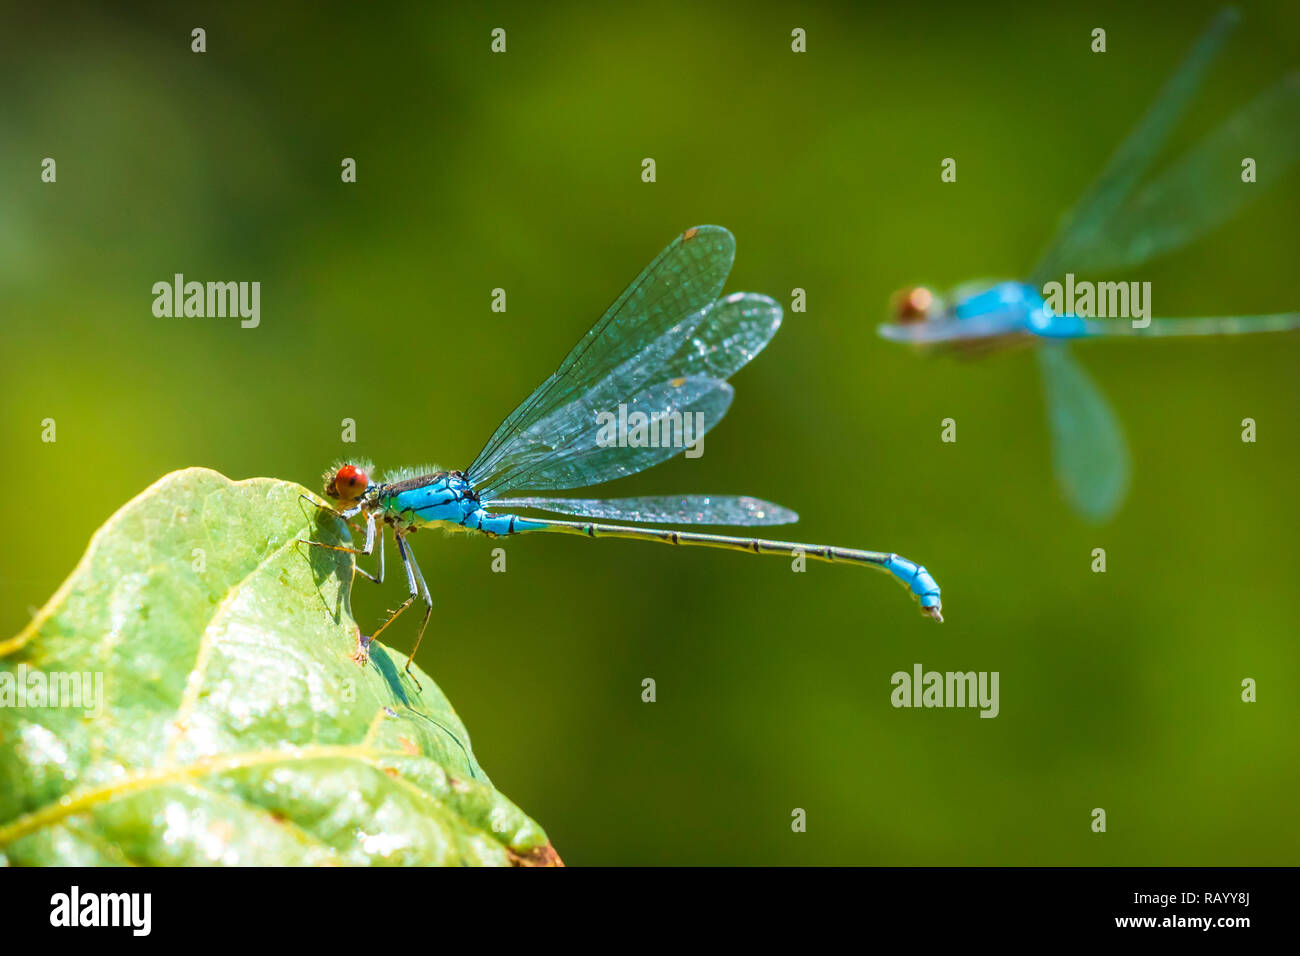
[380,472,545,537]
[304,226,942,685]
[878,9,1300,521]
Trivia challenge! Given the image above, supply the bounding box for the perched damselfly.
[879,9,1300,521]
[304,225,942,684]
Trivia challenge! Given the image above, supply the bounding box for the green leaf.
[0,468,560,866]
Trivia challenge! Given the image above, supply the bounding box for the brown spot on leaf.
[508,842,564,867]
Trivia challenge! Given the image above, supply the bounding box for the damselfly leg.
[297,495,386,585]
[364,532,434,689]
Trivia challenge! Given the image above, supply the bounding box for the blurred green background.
[3,0,1297,865]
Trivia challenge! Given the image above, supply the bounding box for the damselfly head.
[892,286,938,324]
[324,462,371,504]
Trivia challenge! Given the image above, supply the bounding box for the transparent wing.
[487,494,799,526]
[1030,8,1238,285]
[471,291,782,498]
[1049,74,1300,276]
[1038,345,1130,522]
[469,226,735,485]
[475,375,734,497]
[666,291,783,381]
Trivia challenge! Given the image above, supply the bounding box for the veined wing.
[1046,74,1300,276]
[1038,345,1129,522]
[469,226,735,486]
[1030,8,1239,285]
[475,375,734,496]
[666,291,783,380]
[471,290,782,498]
[487,494,799,526]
